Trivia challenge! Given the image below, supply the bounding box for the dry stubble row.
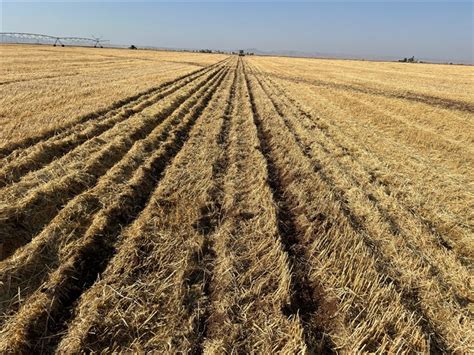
[0,51,472,353]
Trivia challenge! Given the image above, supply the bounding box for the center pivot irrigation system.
[0,32,109,47]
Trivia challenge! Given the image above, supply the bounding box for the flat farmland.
[0,45,472,353]
[0,45,227,144]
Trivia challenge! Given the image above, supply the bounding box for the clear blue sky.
[1,1,473,63]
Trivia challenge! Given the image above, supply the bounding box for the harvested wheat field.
[0,45,473,353]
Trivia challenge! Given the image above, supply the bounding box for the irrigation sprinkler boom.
[0,32,109,47]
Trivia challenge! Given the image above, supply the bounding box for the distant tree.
[129,45,137,50]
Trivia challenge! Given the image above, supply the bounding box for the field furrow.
[243,61,435,352]
[0,58,229,159]
[251,62,472,278]
[0,59,233,354]
[258,69,474,114]
[202,59,308,353]
[0,59,229,186]
[0,63,228,260]
[0,63,229,321]
[53,59,237,353]
[0,61,226,205]
[254,71,473,262]
[1,46,472,353]
[246,62,473,350]
[259,65,473,284]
